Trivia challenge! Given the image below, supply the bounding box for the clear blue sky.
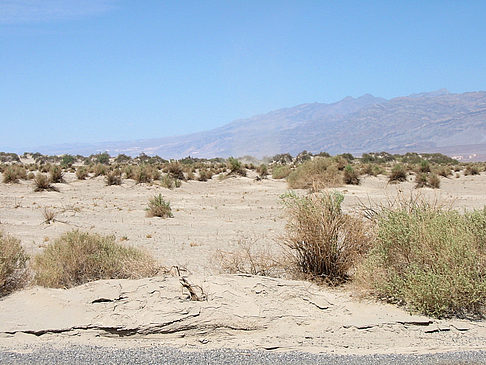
[1,0,486,151]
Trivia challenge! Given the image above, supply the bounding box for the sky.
[1,0,486,151]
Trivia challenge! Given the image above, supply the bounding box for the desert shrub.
[186,169,195,180]
[76,166,89,180]
[358,201,486,318]
[60,154,76,168]
[160,174,177,189]
[105,169,122,186]
[388,164,407,183]
[333,156,348,170]
[32,230,158,288]
[93,163,107,177]
[134,166,153,184]
[465,165,480,176]
[0,231,28,297]
[414,173,428,188]
[343,165,360,185]
[147,165,161,180]
[2,165,27,183]
[281,191,370,285]
[49,165,64,183]
[27,172,35,180]
[2,166,19,183]
[287,157,342,189]
[272,165,291,179]
[33,173,55,192]
[146,194,173,218]
[167,162,185,180]
[417,160,431,173]
[198,169,213,181]
[227,157,246,176]
[256,164,269,177]
[435,165,452,177]
[428,173,441,189]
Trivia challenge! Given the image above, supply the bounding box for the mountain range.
[23,89,486,161]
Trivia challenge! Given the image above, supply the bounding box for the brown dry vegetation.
[32,230,159,288]
[0,231,28,297]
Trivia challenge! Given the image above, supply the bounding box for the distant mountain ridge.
[21,89,486,160]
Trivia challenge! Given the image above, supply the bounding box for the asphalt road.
[1,346,486,365]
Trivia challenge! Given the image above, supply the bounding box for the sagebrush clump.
[357,200,486,318]
[0,231,28,297]
[32,230,159,288]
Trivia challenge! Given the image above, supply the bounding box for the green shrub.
[227,157,246,176]
[272,165,291,179]
[343,165,360,185]
[0,231,28,297]
[32,230,159,288]
[281,191,370,285]
[146,194,173,218]
[418,160,430,173]
[358,201,486,318]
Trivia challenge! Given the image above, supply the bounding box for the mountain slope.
[26,90,486,159]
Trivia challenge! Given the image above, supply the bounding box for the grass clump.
[358,200,486,318]
[33,172,56,192]
[146,194,173,218]
[0,231,28,297]
[32,230,159,288]
[281,191,370,285]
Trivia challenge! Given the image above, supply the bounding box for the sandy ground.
[1,171,486,355]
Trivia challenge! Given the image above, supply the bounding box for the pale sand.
[1,171,486,354]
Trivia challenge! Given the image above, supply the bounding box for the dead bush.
[215,237,285,277]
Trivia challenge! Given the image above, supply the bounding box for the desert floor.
[1,171,486,355]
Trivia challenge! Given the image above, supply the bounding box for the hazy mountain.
[22,89,486,160]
